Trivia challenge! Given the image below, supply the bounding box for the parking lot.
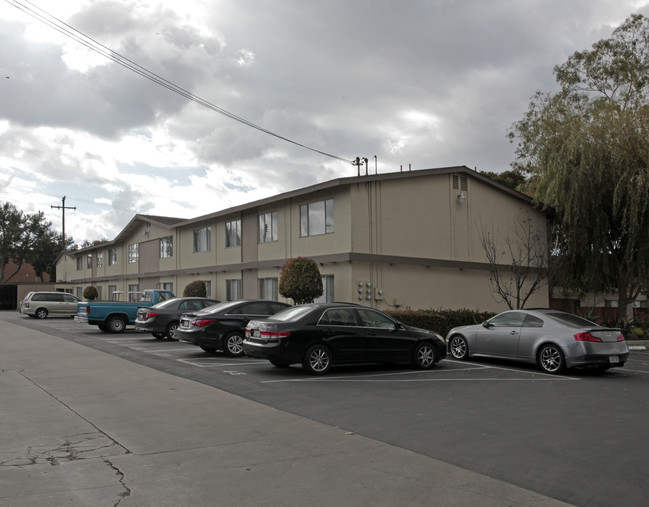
[5,311,649,507]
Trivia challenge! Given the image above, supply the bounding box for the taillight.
[145,312,158,319]
[86,305,90,315]
[193,319,217,327]
[574,332,603,343]
[260,330,291,339]
[617,334,626,342]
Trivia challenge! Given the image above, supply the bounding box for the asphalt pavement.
[0,315,574,506]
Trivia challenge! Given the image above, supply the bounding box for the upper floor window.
[193,226,211,253]
[97,251,103,268]
[300,199,334,237]
[76,256,83,270]
[226,219,241,248]
[108,248,117,266]
[259,211,278,243]
[86,253,93,268]
[160,236,173,258]
[128,243,139,263]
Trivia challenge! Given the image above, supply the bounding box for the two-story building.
[55,165,549,311]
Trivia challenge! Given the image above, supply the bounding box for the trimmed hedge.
[386,308,497,338]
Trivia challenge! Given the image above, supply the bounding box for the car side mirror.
[482,321,491,328]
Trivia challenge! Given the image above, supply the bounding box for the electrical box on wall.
[374,288,384,300]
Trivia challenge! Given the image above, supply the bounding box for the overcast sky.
[1,0,648,243]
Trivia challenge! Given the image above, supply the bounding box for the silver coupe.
[446,309,629,374]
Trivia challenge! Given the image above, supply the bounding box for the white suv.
[20,291,80,319]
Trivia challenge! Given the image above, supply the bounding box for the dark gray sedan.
[446,309,629,374]
[135,297,219,340]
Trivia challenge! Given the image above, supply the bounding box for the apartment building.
[55,166,549,311]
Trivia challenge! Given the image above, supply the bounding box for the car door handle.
[510,331,519,335]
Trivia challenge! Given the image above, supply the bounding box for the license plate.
[180,321,189,328]
[609,355,619,364]
[253,330,260,338]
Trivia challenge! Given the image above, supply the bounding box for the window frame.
[258,211,279,243]
[300,198,334,237]
[225,219,242,248]
[160,236,173,258]
[193,226,212,253]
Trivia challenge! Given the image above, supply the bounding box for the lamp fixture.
[457,191,467,203]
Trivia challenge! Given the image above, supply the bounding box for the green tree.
[479,168,527,191]
[0,202,56,282]
[183,280,206,297]
[279,257,323,304]
[83,286,99,301]
[508,14,649,321]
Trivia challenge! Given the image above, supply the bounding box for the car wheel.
[152,332,166,339]
[302,344,332,375]
[413,342,437,369]
[166,322,180,340]
[270,361,290,368]
[200,346,216,353]
[449,335,469,360]
[223,332,245,357]
[35,308,48,319]
[107,316,126,334]
[538,344,565,374]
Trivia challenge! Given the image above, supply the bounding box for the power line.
[5,0,355,164]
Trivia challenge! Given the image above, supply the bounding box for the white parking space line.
[177,359,265,368]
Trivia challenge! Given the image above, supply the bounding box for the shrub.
[386,308,497,337]
[183,280,206,297]
[279,257,323,304]
[83,285,98,301]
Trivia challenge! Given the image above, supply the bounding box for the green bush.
[386,308,497,337]
[83,285,98,301]
[279,257,323,304]
[183,280,206,297]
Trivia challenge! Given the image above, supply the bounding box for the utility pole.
[51,196,76,250]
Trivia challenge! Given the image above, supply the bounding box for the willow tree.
[509,14,649,321]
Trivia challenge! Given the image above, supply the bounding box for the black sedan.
[177,300,291,357]
[135,297,219,340]
[243,303,447,375]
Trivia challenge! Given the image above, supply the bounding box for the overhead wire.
[4,0,354,164]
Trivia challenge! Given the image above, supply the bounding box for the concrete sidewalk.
[0,319,572,506]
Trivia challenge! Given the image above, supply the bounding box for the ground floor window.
[259,278,278,301]
[128,284,139,302]
[226,279,242,301]
[314,275,334,303]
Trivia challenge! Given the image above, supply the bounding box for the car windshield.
[267,305,314,322]
[545,312,599,328]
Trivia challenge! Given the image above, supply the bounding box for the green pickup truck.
[75,289,175,333]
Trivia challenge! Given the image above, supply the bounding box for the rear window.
[268,305,314,322]
[546,312,598,328]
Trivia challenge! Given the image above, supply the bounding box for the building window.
[128,243,139,263]
[128,284,139,302]
[259,278,278,301]
[226,219,241,248]
[86,253,93,269]
[314,275,334,303]
[97,251,103,268]
[300,199,334,237]
[96,286,103,300]
[226,279,242,301]
[453,174,468,191]
[193,227,211,253]
[108,248,117,266]
[258,211,278,243]
[76,287,82,299]
[204,280,212,298]
[160,237,173,258]
[108,285,117,299]
[76,256,83,270]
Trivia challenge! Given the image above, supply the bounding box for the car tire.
[152,332,166,339]
[449,335,469,360]
[223,332,245,357]
[412,342,437,369]
[35,308,48,319]
[538,344,565,374]
[200,346,216,353]
[166,322,180,340]
[107,316,126,334]
[302,344,332,375]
